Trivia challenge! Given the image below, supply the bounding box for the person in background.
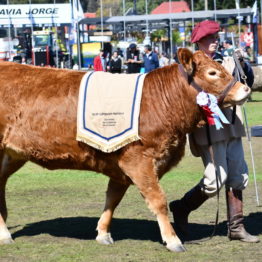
[143,44,159,73]
[159,52,169,67]
[94,49,106,71]
[109,51,122,74]
[126,43,142,73]
[169,20,259,243]
[223,39,235,57]
[116,47,124,58]
[244,46,253,62]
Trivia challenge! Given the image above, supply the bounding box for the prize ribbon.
[196,91,229,130]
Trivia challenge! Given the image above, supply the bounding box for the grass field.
[0,93,261,262]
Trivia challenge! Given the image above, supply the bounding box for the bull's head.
[177,48,251,107]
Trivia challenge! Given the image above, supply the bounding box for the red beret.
[191,20,220,43]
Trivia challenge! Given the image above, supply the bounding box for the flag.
[70,0,85,45]
[73,0,84,22]
[235,0,240,9]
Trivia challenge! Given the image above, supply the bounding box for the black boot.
[169,184,209,236]
[226,188,260,243]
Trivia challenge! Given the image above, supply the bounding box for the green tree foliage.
[124,0,256,15]
[183,0,255,11]
[124,0,163,14]
[85,0,98,12]
[150,28,166,42]
[172,29,182,44]
[96,0,121,16]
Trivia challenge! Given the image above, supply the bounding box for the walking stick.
[242,105,260,206]
[233,52,260,206]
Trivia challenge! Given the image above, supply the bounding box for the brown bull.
[0,48,250,252]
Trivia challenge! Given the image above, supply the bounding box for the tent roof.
[79,17,109,25]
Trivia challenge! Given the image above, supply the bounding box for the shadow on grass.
[248,99,262,103]
[12,217,162,243]
[12,212,262,244]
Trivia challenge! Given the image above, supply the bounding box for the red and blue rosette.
[196,91,230,130]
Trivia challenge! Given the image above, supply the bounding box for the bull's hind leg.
[96,178,129,245]
[122,160,185,252]
[0,153,26,244]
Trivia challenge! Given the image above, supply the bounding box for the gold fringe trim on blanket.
[76,133,141,153]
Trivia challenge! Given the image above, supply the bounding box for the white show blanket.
[76,71,146,152]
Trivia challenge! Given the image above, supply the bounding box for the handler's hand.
[235,49,244,60]
[234,48,247,67]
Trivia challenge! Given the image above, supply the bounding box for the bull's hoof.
[0,238,14,245]
[166,242,186,252]
[96,233,114,245]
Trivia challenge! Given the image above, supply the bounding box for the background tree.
[150,28,166,43]
[172,29,182,45]
[96,0,121,16]
[184,0,255,11]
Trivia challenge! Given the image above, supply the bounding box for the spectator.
[116,47,124,58]
[244,46,253,62]
[126,43,142,74]
[94,49,106,71]
[223,39,234,57]
[143,45,159,73]
[109,51,122,74]
[159,52,169,67]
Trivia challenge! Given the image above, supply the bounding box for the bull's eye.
[208,70,217,76]
[206,69,219,79]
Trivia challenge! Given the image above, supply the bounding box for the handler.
[169,20,260,243]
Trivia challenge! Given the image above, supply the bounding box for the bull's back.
[0,62,90,165]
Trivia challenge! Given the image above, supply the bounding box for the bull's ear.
[177,48,194,76]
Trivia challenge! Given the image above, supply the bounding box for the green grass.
[0,92,261,262]
[246,91,262,126]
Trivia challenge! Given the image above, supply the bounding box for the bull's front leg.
[96,178,129,245]
[121,159,186,252]
[137,178,185,252]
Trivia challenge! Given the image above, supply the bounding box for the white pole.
[100,0,104,49]
[29,0,35,65]
[75,0,81,69]
[122,0,126,41]
[205,0,208,10]
[191,0,195,52]
[242,105,260,206]
[169,0,173,63]
[214,0,217,21]
[235,0,241,47]
[145,0,149,38]
[54,0,59,68]
[7,0,11,61]
[191,0,194,28]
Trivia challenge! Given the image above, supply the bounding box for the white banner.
[0,4,72,26]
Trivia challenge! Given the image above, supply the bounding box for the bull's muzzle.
[224,82,251,107]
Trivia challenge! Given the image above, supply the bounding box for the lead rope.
[232,53,248,85]
[231,52,248,125]
[206,125,220,239]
